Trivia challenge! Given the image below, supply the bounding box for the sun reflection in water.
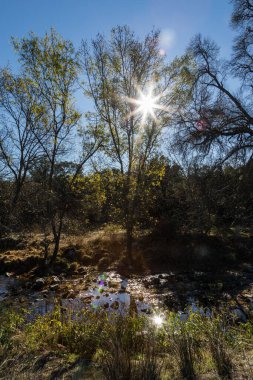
[152,314,164,327]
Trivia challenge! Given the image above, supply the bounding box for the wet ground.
[0,275,17,302]
[1,266,253,321]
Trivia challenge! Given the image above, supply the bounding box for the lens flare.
[196,119,208,132]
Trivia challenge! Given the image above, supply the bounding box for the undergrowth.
[0,305,253,379]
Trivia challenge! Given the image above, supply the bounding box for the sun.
[138,91,157,118]
[125,86,163,123]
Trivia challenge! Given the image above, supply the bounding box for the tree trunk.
[50,233,60,264]
[126,217,134,266]
[11,186,21,209]
[50,216,63,264]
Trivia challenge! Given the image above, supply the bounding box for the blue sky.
[0,0,236,163]
[0,0,235,114]
[1,0,234,66]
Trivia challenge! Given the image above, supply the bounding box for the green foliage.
[24,307,107,360]
[0,305,253,378]
[0,308,25,355]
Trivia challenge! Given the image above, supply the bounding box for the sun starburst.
[125,86,164,123]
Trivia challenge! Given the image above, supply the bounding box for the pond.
[0,269,251,323]
[0,272,152,317]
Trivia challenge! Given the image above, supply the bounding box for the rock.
[50,284,59,291]
[231,307,248,323]
[144,276,160,287]
[51,276,60,284]
[33,278,46,290]
[222,292,232,300]
[249,301,253,311]
[0,237,22,251]
[158,274,170,280]
[159,279,168,288]
[121,278,128,290]
[5,272,14,277]
[63,248,76,261]
[179,312,189,322]
[66,289,76,299]
[35,298,44,302]
[25,281,32,289]
[16,242,26,250]
[246,298,253,310]
[80,294,92,302]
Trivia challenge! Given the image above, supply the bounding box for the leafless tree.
[171,0,253,165]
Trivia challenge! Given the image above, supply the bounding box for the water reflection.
[0,275,17,302]
[21,273,152,318]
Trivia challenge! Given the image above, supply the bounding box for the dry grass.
[1,223,253,276]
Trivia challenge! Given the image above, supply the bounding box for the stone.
[5,272,14,277]
[144,276,160,287]
[231,308,247,323]
[179,312,189,322]
[66,289,77,299]
[50,284,59,291]
[159,279,168,287]
[51,276,60,284]
[0,237,22,250]
[33,278,45,290]
[63,248,76,261]
[16,242,26,250]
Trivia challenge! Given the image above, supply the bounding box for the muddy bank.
[1,230,253,277]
